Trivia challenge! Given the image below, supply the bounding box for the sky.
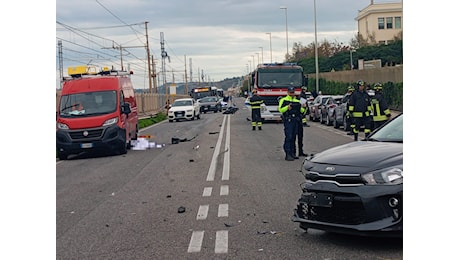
[54,0,395,89]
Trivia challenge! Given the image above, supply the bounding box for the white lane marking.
[218,204,229,217]
[222,114,231,181]
[220,185,229,196]
[196,205,209,220]
[187,230,204,253]
[202,187,212,197]
[215,230,228,254]
[206,115,227,181]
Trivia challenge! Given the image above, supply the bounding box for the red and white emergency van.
[56,66,138,160]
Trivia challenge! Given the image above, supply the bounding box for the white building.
[356,1,403,45]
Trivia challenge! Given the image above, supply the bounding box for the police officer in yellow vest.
[249,89,264,130]
[370,83,391,130]
[278,86,306,161]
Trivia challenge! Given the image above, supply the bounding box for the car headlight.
[362,165,403,185]
[57,122,69,129]
[103,117,118,126]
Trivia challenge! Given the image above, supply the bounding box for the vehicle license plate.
[309,193,333,207]
[81,143,93,148]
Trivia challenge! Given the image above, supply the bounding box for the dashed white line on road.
[222,115,231,181]
[220,185,229,196]
[215,230,228,253]
[187,231,204,253]
[218,204,229,217]
[202,187,212,197]
[196,205,209,220]
[206,115,227,181]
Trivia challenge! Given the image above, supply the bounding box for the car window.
[369,114,403,142]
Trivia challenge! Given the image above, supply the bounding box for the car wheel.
[197,113,200,119]
[333,114,339,129]
[58,151,68,160]
[191,112,195,120]
[169,120,173,123]
[343,116,350,131]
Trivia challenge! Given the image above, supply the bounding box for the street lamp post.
[280,6,289,60]
[259,47,264,64]
[350,49,356,70]
[255,52,260,66]
[266,32,272,63]
[314,0,319,94]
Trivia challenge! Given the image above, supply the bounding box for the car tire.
[343,116,350,131]
[169,120,173,123]
[333,114,339,129]
[326,114,332,126]
[191,112,195,120]
[58,151,68,160]
[197,113,200,119]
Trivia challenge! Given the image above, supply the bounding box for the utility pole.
[145,22,153,93]
[58,40,63,89]
[184,55,188,94]
[160,32,170,98]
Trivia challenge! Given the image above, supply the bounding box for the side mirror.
[121,102,131,115]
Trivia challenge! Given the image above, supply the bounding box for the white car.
[168,98,200,122]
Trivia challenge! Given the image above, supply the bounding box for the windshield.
[173,100,193,107]
[257,69,303,87]
[369,113,403,142]
[200,97,218,102]
[59,91,117,117]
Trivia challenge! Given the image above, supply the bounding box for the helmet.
[347,85,354,91]
[356,80,365,87]
[374,83,383,91]
[287,86,295,93]
[301,86,307,91]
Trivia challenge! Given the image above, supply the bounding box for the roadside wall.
[308,65,403,84]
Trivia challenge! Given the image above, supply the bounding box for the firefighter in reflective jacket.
[370,83,391,130]
[278,86,306,161]
[348,80,372,141]
[249,89,264,130]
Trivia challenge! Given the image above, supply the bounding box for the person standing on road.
[249,89,264,130]
[370,83,391,130]
[345,85,355,135]
[348,80,372,141]
[278,86,306,161]
[299,87,310,127]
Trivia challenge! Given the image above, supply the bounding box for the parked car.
[332,93,353,131]
[197,96,222,113]
[309,95,331,122]
[168,98,200,122]
[292,113,403,238]
[319,95,343,125]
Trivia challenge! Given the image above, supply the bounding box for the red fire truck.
[247,63,308,121]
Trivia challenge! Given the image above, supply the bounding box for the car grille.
[302,193,367,225]
[305,172,365,186]
[174,111,186,116]
[259,96,280,106]
[68,128,104,141]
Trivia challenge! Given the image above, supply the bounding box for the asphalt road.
[56,97,403,259]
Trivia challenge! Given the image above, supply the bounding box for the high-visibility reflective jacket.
[249,94,264,109]
[370,92,391,121]
[348,90,372,117]
[278,95,305,120]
